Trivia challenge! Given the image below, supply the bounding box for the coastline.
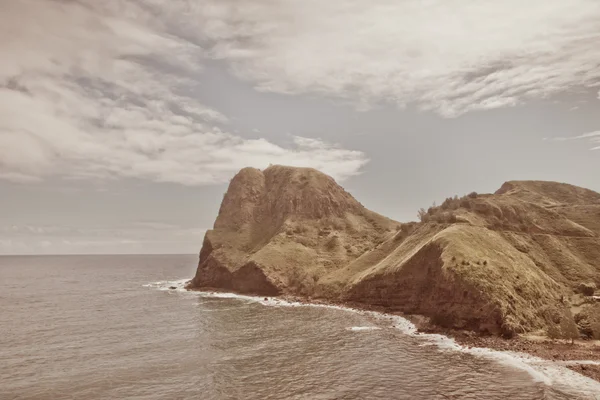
[206,288,600,383]
[314,296,600,382]
[182,281,600,386]
[413,319,600,382]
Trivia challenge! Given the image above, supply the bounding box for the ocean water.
[1,254,599,400]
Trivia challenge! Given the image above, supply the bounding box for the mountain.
[189,167,600,339]
[189,165,397,296]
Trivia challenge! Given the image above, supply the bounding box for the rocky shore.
[311,296,600,382]
[319,297,600,383]
[413,318,600,382]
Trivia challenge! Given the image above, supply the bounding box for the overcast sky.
[1,0,600,255]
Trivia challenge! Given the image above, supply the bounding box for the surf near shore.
[162,277,600,394]
[291,295,600,384]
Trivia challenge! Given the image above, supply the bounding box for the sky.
[1,0,600,255]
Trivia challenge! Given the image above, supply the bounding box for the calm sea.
[1,255,599,399]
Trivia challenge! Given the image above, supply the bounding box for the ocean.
[1,255,599,399]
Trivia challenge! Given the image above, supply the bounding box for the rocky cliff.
[189,166,600,339]
[189,165,397,296]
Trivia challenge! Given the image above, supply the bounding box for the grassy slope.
[319,181,600,338]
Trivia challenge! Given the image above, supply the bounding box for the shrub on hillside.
[577,282,597,296]
[544,306,580,341]
[417,192,480,223]
[575,304,600,340]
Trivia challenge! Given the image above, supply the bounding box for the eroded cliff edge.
[189,165,600,339]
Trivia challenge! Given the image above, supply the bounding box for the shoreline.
[186,285,600,383]
[414,320,600,382]
[314,296,600,382]
[257,292,600,383]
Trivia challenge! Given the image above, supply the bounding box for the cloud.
[548,131,600,141]
[546,130,600,150]
[0,0,367,186]
[5,0,598,187]
[0,223,207,254]
[184,0,600,117]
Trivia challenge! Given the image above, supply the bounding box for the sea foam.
[347,326,381,331]
[145,279,600,399]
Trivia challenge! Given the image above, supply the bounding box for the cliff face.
[189,165,397,296]
[190,167,600,339]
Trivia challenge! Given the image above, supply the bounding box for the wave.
[142,279,189,292]
[346,326,382,331]
[145,279,600,399]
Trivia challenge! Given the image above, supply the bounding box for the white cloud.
[576,132,600,140]
[547,130,600,150]
[184,0,600,117]
[5,0,598,187]
[549,131,600,141]
[0,0,367,186]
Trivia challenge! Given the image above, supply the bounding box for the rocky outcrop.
[189,166,600,339]
[188,165,397,295]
